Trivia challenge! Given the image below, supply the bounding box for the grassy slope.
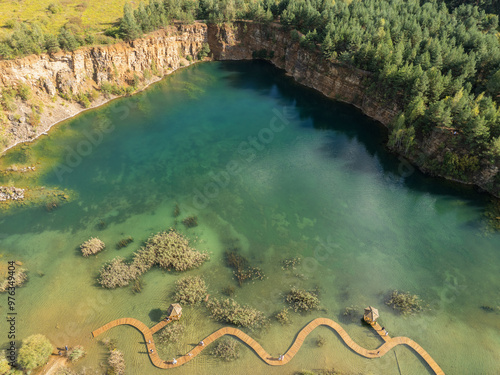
[0,0,129,33]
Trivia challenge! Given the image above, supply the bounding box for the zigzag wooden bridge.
[92,315,445,374]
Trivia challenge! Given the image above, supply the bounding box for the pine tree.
[58,28,80,51]
[120,3,142,41]
[135,2,152,32]
[44,34,60,54]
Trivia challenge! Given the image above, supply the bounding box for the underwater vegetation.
[385,290,425,315]
[80,237,105,257]
[225,249,265,286]
[115,236,134,249]
[206,298,267,329]
[342,305,361,323]
[286,288,321,312]
[275,308,292,325]
[211,338,241,362]
[156,322,184,348]
[182,215,198,228]
[484,198,500,232]
[98,229,209,289]
[174,275,207,305]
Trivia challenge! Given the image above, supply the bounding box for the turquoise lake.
[0,61,499,374]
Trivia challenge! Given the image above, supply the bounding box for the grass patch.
[0,0,132,35]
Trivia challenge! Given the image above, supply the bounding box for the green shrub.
[47,2,62,14]
[286,288,320,312]
[386,290,424,315]
[206,298,267,328]
[84,33,95,44]
[76,93,91,108]
[100,82,113,97]
[156,322,184,347]
[4,20,16,29]
[17,334,53,371]
[0,89,16,111]
[28,108,41,127]
[441,151,480,180]
[151,61,159,76]
[132,73,141,87]
[98,257,138,289]
[67,345,85,362]
[58,27,81,51]
[17,84,31,101]
[104,26,121,39]
[0,351,11,375]
[59,92,73,102]
[174,275,207,305]
[80,237,105,257]
[252,49,270,59]
[275,308,291,325]
[100,82,129,97]
[211,338,240,361]
[197,43,210,60]
[107,349,125,375]
[124,85,135,95]
[88,89,100,101]
[132,229,209,273]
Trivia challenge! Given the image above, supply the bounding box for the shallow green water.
[1,61,500,375]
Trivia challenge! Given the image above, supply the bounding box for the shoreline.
[1,61,201,156]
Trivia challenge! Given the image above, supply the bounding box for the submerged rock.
[480,305,496,313]
[0,186,25,201]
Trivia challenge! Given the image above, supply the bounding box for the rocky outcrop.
[0,24,207,92]
[0,186,25,201]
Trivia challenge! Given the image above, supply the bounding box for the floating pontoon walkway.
[92,317,444,374]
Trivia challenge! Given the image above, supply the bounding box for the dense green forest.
[1,0,500,187]
[440,0,500,15]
